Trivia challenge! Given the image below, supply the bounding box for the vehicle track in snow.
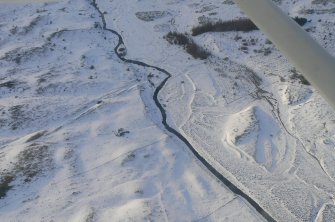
[90,0,276,221]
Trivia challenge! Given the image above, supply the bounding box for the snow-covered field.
[1,0,335,221]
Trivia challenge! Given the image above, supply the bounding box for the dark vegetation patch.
[1,45,47,64]
[0,80,21,89]
[254,47,272,56]
[121,152,136,166]
[19,16,42,35]
[312,0,335,4]
[16,144,52,182]
[289,68,310,85]
[247,67,263,87]
[147,73,155,87]
[223,0,235,4]
[185,42,210,59]
[197,15,213,25]
[164,32,189,45]
[0,80,29,95]
[46,29,67,42]
[0,119,5,128]
[135,11,169,22]
[36,83,68,95]
[0,174,15,199]
[300,8,335,14]
[37,77,47,85]
[164,32,210,59]
[9,26,18,35]
[192,19,258,36]
[272,0,283,4]
[191,17,308,36]
[37,72,57,85]
[0,143,53,199]
[293,17,308,26]
[9,105,26,130]
[280,76,286,82]
[195,5,218,13]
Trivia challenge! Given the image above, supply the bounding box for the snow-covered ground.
[0,0,266,221]
[1,0,335,221]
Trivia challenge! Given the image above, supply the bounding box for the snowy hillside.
[1,0,335,221]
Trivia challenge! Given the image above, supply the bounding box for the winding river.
[91,0,276,221]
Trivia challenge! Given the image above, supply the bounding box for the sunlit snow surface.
[0,0,266,221]
[1,0,335,221]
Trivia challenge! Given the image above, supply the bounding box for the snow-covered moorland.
[1,0,335,221]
